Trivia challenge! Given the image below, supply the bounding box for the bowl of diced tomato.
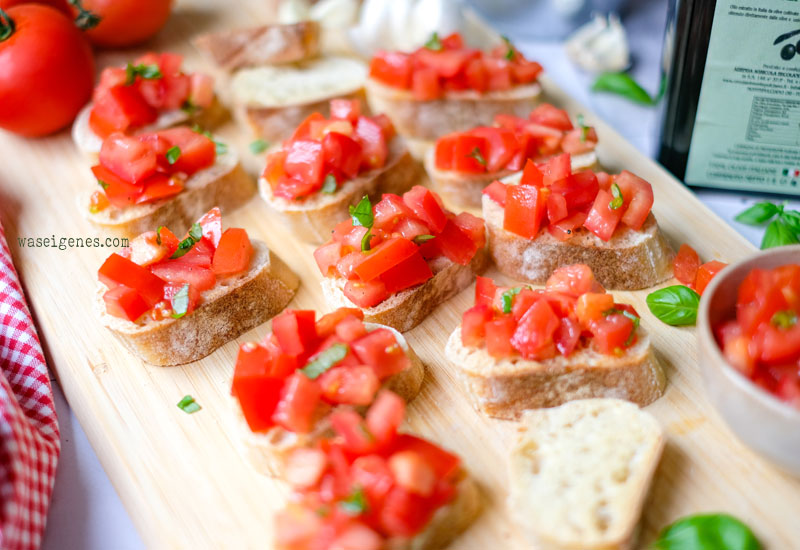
[698,245,800,476]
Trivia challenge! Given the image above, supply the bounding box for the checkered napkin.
[0,221,60,550]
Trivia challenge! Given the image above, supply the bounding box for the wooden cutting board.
[1,2,797,548]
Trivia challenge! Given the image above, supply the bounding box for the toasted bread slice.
[445,326,665,419]
[259,137,423,243]
[425,148,599,209]
[96,241,299,366]
[193,21,320,71]
[231,56,367,142]
[235,324,425,477]
[509,399,664,550]
[365,78,541,141]
[83,150,255,240]
[322,250,490,333]
[482,193,674,290]
[72,97,229,157]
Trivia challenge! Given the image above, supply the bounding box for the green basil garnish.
[501,286,527,314]
[424,32,442,51]
[413,234,436,244]
[97,180,109,190]
[468,147,487,166]
[300,343,349,379]
[321,174,338,194]
[762,219,799,249]
[339,486,368,516]
[170,284,190,319]
[165,146,181,165]
[609,183,624,210]
[177,395,201,414]
[735,201,782,225]
[653,513,761,550]
[646,285,701,326]
[125,63,162,86]
[771,310,797,329]
[349,195,374,252]
[249,139,269,154]
[170,223,203,259]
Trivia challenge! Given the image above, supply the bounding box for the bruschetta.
[231,307,425,476]
[83,127,254,239]
[444,265,665,419]
[509,398,664,550]
[425,103,599,208]
[273,390,480,550]
[259,99,422,243]
[365,32,542,146]
[73,51,227,156]
[96,208,298,366]
[314,187,489,332]
[482,157,674,289]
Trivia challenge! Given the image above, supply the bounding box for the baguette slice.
[259,137,423,243]
[509,399,665,550]
[366,77,541,141]
[83,150,255,240]
[96,241,299,366]
[193,21,320,71]
[483,193,674,290]
[425,148,599,209]
[235,324,425,477]
[322,250,490,333]
[445,326,665,419]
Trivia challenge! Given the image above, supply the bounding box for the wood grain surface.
[0,1,796,548]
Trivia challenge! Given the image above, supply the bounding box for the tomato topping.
[504,184,547,239]
[344,280,390,308]
[102,286,149,322]
[674,243,701,286]
[546,264,604,297]
[591,313,636,355]
[153,127,216,176]
[99,132,158,184]
[319,365,380,406]
[369,51,413,89]
[462,304,493,347]
[583,188,624,241]
[403,186,447,233]
[89,85,157,139]
[695,260,728,295]
[273,373,321,434]
[482,180,507,207]
[211,228,252,276]
[272,310,319,357]
[91,165,143,208]
[98,253,165,307]
[615,171,654,230]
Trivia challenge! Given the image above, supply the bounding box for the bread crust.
[425,148,599,209]
[482,195,674,290]
[259,138,423,243]
[97,241,299,366]
[445,327,665,420]
[234,324,425,477]
[321,249,490,333]
[83,152,255,240]
[366,78,541,141]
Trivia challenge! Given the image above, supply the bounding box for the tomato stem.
[67,0,101,30]
[0,8,15,42]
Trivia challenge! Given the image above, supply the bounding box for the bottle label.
[685,0,800,194]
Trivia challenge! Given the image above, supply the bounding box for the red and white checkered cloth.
[0,220,60,550]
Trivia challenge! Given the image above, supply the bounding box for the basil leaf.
[125,63,162,85]
[170,223,203,259]
[156,226,165,245]
[577,114,590,142]
[653,513,761,550]
[771,310,797,329]
[646,285,701,326]
[468,147,487,166]
[761,219,799,249]
[300,343,349,379]
[177,395,201,414]
[349,195,373,228]
[170,284,191,319]
[413,234,435,244]
[592,72,656,106]
[501,286,526,314]
[609,183,624,210]
[249,139,269,154]
[166,146,181,165]
[501,35,515,60]
[780,209,800,232]
[339,486,368,516]
[424,32,442,51]
[321,174,337,194]
[97,179,109,190]
[734,201,781,225]
[360,228,373,252]
[189,222,203,241]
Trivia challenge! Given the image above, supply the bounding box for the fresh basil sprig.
[592,72,657,106]
[170,223,203,259]
[646,285,701,326]
[300,343,349,380]
[349,195,374,252]
[735,201,800,249]
[653,513,761,550]
[191,124,228,156]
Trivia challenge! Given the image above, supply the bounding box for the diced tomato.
[344,279,390,308]
[452,134,488,173]
[475,276,497,307]
[540,153,571,186]
[550,170,599,212]
[99,132,158,184]
[370,51,413,89]
[284,139,325,190]
[89,85,157,138]
[389,434,461,479]
[149,261,216,292]
[434,219,478,265]
[511,298,559,360]
[545,264,604,297]
[286,447,327,490]
[188,72,214,108]
[461,304,493,347]
[98,253,165,306]
[393,217,430,241]
[103,286,149,322]
[482,180,507,207]
[696,260,727,295]
[366,390,405,448]
[512,59,543,83]
[89,190,110,213]
[322,131,362,179]
[337,252,366,280]
[135,174,183,205]
[561,127,598,155]
[591,313,635,355]
[176,238,214,268]
[342,226,381,252]
[576,292,615,328]
[379,486,436,538]
[411,67,442,100]
[353,238,418,282]
[615,171,654,230]
[330,523,383,550]
[327,98,360,122]
[273,373,321,434]
[471,126,519,172]
[128,230,170,267]
[403,186,447,233]
[484,58,512,91]
[335,315,368,343]
[163,281,199,316]
[154,127,216,176]
[319,365,380,406]
[354,116,389,170]
[352,328,410,379]
[415,47,476,78]
[547,211,588,242]
[314,241,343,277]
[464,57,488,92]
[529,103,573,131]
[330,408,377,454]
[272,310,318,357]
[554,316,581,356]
[674,244,701,286]
[584,188,624,241]
[434,134,458,170]
[314,308,364,340]
[485,316,516,358]
[504,184,547,239]
[546,192,569,224]
[212,228,252,276]
[373,194,414,232]
[232,343,284,432]
[518,158,543,188]
[389,451,436,497]
[379,251,433,294]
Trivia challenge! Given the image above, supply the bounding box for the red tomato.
[0,0,69,14]
[435,219,479,265]
[504,184,547,239]
[128,230,169,266]
[314,241,343,277]
[554,316,581,356]
[529,103,573,131]
[378,251,433,294]
[344,279,390,308]
[354,116,389,170]
[369,51,413,89]
[352,328,410,379]
[354,238,417,282]
[512,59,543,83]
[90,84,157,138]
[212,228,252,276]
[319,365,380,406]
[485,316,517,358]
[471,126,519,172]
[576,292,615,327]
[232,352,284,432]
[135,174,183,205]
[451,134,488,173]
[615,171,654,230]
[591,313,635,355]
[99,132,158,184]
[389,451,436,496]
[102,286,149,322]
[411,67,442,100]
[545,264,604,297]
[546,192,569,224]
[461,304,493,347]
[475,276,497,307]
[155,127,216,175]
[511,298,559,359]
[330,98,361,122]
[272,310,318,357]
[389,434,461,479]
[330,409,376,454]
[322,131,362,179]
[98,253,165,306]
[373,194,414,232]
[403,186,447,233]
[453,211,486,249]
[74,0,173,48]
[464,57,488,92]
[547,211,588,242]
[0,5,94,137]
[366,390,405,447]
[584,188,624,241]
[149,261,216,292]
[273,373,321,434]
[484,58,512,91]
[561,127,598,155]
[695,260,727,295]
[482,180,507,207]
[550,170,599,211]
[540,153,571,186]
[415,48,475,78]
[330,523,383,550]
[283,138,325,189]
[334,315,368,343]
[674,244,701,286]
[91,164,142,208]
[286,447,327,490]
[434,134,458,170]
[314,308,364,339]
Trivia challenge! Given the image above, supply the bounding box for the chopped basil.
[468,147,487,166]
[300,343,349,379]
[424,32,443,51]
[502,286,527,314]
[170,284,191,319]
[177,395,201,414]
[653,513,760,550]
[339,486,368,516]
[156,226,165,245]
[577,114,590,142]
[125,62,162,86]
[191,124,228,155]
[609,183,624,210]
[249,139,269,154]
[502,35,515,60]
[97,179,109,190]
[180,99,197,115]
[321,174,338,194]
[771,310,797,329]
[68,0,100,30]
[170,223,203,259]
[165,146,181,165]
[413,234,436,244]
[646,285,701,326]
